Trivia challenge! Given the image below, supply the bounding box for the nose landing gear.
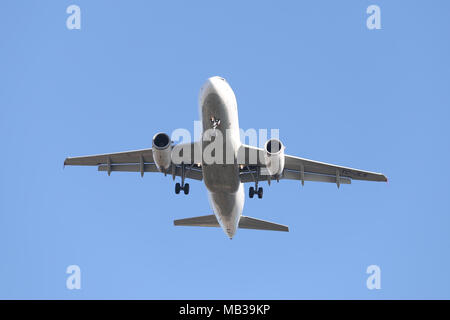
[210,116,221,129]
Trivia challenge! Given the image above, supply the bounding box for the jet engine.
[152,132,172,171]
[264,138,285,176]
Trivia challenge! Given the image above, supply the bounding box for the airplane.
[64,76,387,239]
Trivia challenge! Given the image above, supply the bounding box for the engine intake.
[152,132,172,171]
[264,138,285,176]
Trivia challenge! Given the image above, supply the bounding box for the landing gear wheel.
[249,186,255,198]
[175,183,181,194]
[184,183,190,195]
[257,187,263,199]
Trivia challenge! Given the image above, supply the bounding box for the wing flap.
[240,170,351,184]
[98,164,203,180]
[98,163,159,173]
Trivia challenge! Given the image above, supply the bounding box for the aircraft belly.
[203,164,240,193]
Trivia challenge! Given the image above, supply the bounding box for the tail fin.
[174,215,288,232]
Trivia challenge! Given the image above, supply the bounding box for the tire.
[175,183,181,194]
[249,186,254,198]
[184,183,190,195]
[257,187,263,199]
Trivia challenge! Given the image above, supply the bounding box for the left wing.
[64,148,154,166]
[238,144,387,185]
[64,143,202,181]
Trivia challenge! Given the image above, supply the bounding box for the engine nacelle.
[264,138,285,176]
[152,132,172,171]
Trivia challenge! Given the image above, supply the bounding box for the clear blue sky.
[1,0,449,299]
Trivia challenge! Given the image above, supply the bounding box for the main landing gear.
[248,166,263,199]
[175,162,189,195]
[175,182,189,195]
[249,186,263,199]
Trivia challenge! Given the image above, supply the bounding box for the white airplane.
[64,76,387,239]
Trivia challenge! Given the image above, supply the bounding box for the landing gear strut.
[175,162,190,195]
[248,166,263,199]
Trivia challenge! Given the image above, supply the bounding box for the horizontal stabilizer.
[174,215,219,227]
[174,215,288,232]
[238,216,289,232]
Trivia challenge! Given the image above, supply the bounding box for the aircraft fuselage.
[199,77,244,238]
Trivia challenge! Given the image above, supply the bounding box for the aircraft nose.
[201,76,227,92]
[198,76,234,119]
[201,79,212,92]
[209,76,226,82]
[199,76,222,105]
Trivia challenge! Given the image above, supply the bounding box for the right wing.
[238,144,387,185]
[284,154,387,182]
